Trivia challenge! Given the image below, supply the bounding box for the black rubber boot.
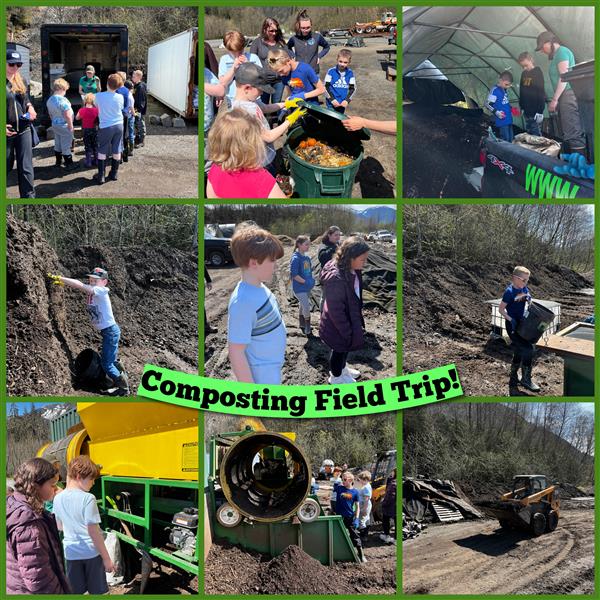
[107,158,120,181]
[521,366,540,392]
[128,140,134,157]
[138,135,145,148]
[63,155,78,171]
[357,546,367,563]
[299,313,306,333]
[94,159,106,184]
[54,151,62,167]
[111,373,130,396]
[304,316,312,336]
[509,362,520,387]
[122,141,128,163]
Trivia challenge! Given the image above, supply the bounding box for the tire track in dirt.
[403,510,594,594]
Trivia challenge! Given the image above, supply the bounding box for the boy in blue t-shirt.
[486,71,514,142]
[336,472,366,562]
[498,266,539,392]
[324,49,356,113]
[267,48,325,118]
[228,225,287,384]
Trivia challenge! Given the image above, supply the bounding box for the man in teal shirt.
[536,31,586,156]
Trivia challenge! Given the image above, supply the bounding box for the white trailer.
[147,28,198,118]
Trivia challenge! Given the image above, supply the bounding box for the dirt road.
[6,98,198,199]
[210,38,397,198]
[403,507,594,595]
[204,243,396,384]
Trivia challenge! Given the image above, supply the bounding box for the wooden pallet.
[432,502,463,522]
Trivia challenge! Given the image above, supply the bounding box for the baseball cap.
[6,49,23,64]
[535,31,556,51]
[235,62,275,94]
[86,267,109,280]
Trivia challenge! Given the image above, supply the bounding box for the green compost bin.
[285,103,370,198]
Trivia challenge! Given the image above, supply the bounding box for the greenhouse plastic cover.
[403,6,595,108]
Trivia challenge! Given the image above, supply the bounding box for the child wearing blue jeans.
[290,235,315,335]
[52,456,114,594]
[487,71,514,142]
[47,267,129,395]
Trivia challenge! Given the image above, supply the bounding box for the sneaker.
[327,372,356,384]
[342,365,361,379]
[379,534,389,543]
[361,556,368,563]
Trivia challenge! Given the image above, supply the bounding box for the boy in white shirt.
[47,267,128,394]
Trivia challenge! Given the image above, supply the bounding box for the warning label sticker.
[182,441,199,472]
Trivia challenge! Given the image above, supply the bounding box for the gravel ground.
[6,97,198,199]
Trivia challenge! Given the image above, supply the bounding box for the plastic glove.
[495,110,505,120]
[286,107,307,126]
[534,112,544,124]
[353,518,360,529]
[553,153,594,180]
[284,97,304,110]
[47,273,64,286]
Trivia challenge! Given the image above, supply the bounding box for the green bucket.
[285,103,370,198]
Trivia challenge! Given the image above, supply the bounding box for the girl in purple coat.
[319,236,370,384]
[6,458,71,595]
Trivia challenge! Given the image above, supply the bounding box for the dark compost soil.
[403,256,594,396]
[7,214,198,396]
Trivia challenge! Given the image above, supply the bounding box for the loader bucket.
[476,500,532,528]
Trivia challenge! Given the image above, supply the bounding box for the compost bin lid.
[298,101,371,142]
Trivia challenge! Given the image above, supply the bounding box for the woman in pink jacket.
[6,458,71,594]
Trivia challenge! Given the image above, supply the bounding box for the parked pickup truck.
[481,60,594,199]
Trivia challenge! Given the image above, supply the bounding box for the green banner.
[137,364,463,418]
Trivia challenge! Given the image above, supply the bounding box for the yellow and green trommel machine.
[38,402,199,580]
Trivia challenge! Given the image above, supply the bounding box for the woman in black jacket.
[6,49,36,198]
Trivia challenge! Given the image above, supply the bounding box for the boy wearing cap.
[47,268,128,395]
[231,62,305,173]
[536,31,586,156]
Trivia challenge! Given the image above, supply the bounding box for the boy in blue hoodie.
[487,71,514,142]
[290,235,315,335]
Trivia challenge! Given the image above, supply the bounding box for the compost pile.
[205,542,396,595]
[403,256,594,395]
[7,215,198,396]
[403,104,488,198]
[295,138,353,167]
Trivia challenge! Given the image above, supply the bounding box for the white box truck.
[147,28,198,119]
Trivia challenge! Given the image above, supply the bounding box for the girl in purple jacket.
[319,236,370,384]
[6,458,71,595]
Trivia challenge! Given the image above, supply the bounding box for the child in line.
[228,225,286,384]
[207,109,285,198]
[290,235,315,335]
[53,456,114,594]
[93,73,124,184]
[357,470,372,542]
[380,469,397,544]
[486,70,514,142]
[47,267,129,394]
[218,29,262,103]
[329,466,343,514]
[204,68,225,176]
[268,48,325,106]
[499,266,539,392]
[319,236,370,384]
[336,472,366,562]
[318,226,342,311]
[124,80,136,157]
[324,49,356,113]
[76,93,99,168]
[6,458,71,594]
[46,78,77,171]
[231,62,304,175]
[518,52,545,136]
[132,69,147,147]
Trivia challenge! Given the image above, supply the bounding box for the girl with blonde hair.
[207,109,285,198]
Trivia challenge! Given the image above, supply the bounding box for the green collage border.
[1,0,598,598]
